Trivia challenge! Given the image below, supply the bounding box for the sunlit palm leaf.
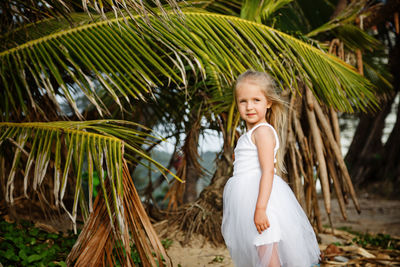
[0,0,184,34]
[0,120,177,224]
[0,120,174,266]
[271,0,388,100]
[1,10,378,122]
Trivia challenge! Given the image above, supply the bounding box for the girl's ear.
[266,100,272,109]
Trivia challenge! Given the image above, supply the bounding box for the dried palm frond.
[0,120,176,266]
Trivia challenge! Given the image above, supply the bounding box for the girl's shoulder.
[248,123,279,149]
[247,122,276,135]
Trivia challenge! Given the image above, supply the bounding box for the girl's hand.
[254,208,270,234]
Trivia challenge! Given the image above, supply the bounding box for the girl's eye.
[239,100,246,103]
[255,99,260,102]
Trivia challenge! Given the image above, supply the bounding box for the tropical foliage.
[0,0,388,265]
[0,120,174,265]
[0,220,76,266]
[1,10,378,119]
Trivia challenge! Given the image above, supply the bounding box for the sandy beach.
[163,195,400,266]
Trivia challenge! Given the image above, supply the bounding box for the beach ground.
[163,195,400,267]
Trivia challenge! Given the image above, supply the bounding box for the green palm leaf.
[0,120,175,265]
[1,10,377,119]
[335,24,381,51]
[185,0,242,16]
[0,120,177,225]
[306,0,365,38]
[240,0,294,22]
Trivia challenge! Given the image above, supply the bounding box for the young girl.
[221,70,321,267]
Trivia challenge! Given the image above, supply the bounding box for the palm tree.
[1,0,381,265]
[163,0,389,244]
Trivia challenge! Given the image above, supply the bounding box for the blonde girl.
[221,70,320,267]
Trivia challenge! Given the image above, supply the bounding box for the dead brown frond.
[320,228,400,266]
[67,160,171,267]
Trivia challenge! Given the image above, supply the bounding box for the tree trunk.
[379,31,400,187]
[165,108,203,208]
[167,134,234,245]
[182,119,202,203]
[182,162,201,203]
[345,94,395,187]
[379,99,400,182]
[345,17,400,197]
[346,92,399,197]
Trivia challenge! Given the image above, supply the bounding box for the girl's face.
[236,82,271,130]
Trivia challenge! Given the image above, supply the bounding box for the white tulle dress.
[221,123,321,267]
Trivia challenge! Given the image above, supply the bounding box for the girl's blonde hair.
[234,70,287,174]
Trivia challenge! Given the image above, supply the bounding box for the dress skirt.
[221,170,321,267]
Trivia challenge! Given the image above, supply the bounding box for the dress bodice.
[233,122,279,176]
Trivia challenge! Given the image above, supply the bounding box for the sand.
[163,195,400,266]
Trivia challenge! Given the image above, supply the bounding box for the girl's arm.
[252,126,276,234]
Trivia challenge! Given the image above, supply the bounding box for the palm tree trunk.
[182,114,202,203]
[165,108,204,208]
[345,22,400,195]
[379,98,400,182]
[167,128,234,245]
[346,92,399,196]
[345,94,395,186]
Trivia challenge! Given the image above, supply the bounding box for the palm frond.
[67,160,170,266]
[306,0,367,38]
[0,120,174,266]
[82,0,186,28]
[0,120,178,222]
[240,0,294,23]
[185,0,242,16]
[0,13,94,52]
[363,52,393,93]
[335,24,381,51]
[1,11,378,121]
